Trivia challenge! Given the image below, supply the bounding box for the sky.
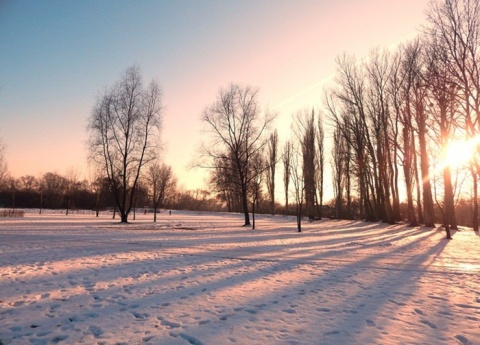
[0,0,430,195]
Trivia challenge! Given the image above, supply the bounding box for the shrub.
[0,209,25,217]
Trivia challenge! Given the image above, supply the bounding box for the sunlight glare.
[444,136,480,167]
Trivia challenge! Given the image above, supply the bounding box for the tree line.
[0,170,224,216]
[325,0,480,239]
[200,0,480,235]
[1,0,479,235]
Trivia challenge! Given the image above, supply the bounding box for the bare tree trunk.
[403,127,418,226]
[266,130,278,215]
[443,165,458,230]
[413,137,424,224]
[241,182,250,226]
[283,141,292,214]
[252,200,256,230]
[472,168,479,232]
[297,204,302,232]
[417,106,436,227]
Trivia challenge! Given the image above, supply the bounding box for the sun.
[444,137,480,167]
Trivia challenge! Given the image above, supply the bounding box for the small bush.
[0,209,25,217]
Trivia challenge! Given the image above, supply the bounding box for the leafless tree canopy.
[282,140,293,213]
[146,162,176,222]
[201,83,274,226]
[265,130,278,215]
[88,66,163,223]
[0,139,8,189]
[294,110,317,221]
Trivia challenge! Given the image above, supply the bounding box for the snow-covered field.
[1,211,479,345]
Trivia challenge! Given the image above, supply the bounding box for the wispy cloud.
[273,75,333,110]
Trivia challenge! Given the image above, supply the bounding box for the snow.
[1,211,479,345]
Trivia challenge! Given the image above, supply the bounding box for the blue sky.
[0,0,429,192]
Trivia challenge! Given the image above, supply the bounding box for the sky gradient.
[0,0,429,191]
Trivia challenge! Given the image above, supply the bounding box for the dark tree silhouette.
[88,66,163,223]
[147,162,176,222]
[201,84,274,226]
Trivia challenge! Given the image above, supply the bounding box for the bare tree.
[65,168,80,216]
[294,109,317,221]
[325,54,376,221]
[331,124,352,219]
[265,130,278,215]
[18,175,36,192]
[290,144,304,232]
[41,172,67,209]
[365,48,396,223]
[426,0,480,233]
[0,139,8,189]
[147,162,176,222]
[389,43,419,226]
[250,153,264,229]
[282,140,293,213]
[209,155,242,212]
[201,83,274,226]
[88,66,163,223]
[424,37,460,237]
[90,176,105,217]
[6,177,18,211]
[316,113,325,219]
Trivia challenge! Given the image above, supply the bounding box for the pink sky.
[0,0,429,195]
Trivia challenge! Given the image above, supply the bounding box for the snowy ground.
[1,211,480,345]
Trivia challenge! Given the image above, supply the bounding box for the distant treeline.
[0,172,225,215]
[0,172,478,228]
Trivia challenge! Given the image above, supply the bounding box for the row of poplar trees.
[326,0,480,239]
[201,0,480,237]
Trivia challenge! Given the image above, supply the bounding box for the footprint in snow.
[414,308,424,315]
[89,325,103,338]
[219,313,236,321]
[131,311,149,319]
[455,334,473,345]
[36,330,52,337]
[51,334,68,343]
[316,307,331,313]
[10,326,22,332]
[282,308,296,314]
[455,303,480,310]
[388,299,406,306]
[366,319,376,327]
[420,319,437,329]
[179,332,205,345]
[84,311,99,318]
[142,335,155,342]
[158,317,181,329]
[428,295,448,301]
